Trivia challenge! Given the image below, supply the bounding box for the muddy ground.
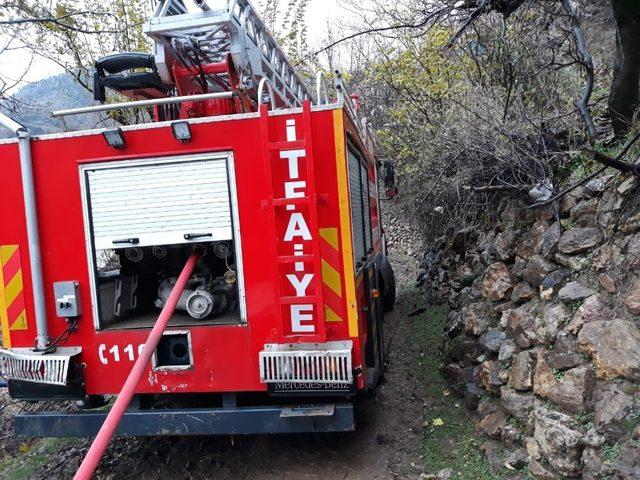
[0,250,501,480]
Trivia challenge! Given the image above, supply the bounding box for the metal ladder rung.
[280,295,318,305]
[277,254,314,263]
[269,140,306,151]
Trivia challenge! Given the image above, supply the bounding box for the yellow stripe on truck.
[333,109,359,337]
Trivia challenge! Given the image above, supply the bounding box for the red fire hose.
[74,251,202,480]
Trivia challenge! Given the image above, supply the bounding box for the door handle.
[112,238,140,245]
[184,233,213,240]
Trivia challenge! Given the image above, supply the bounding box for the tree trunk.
[609,0,640,139]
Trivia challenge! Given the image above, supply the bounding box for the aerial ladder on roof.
[93,0,313,120]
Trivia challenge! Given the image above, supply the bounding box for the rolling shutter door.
[361,163,372,251]
[348,151,365,266]
[85,157,232,250]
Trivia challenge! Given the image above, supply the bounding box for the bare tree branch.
[0,11,126,34]
[561,0,598,140]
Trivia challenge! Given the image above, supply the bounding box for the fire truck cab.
[0,0,395,437]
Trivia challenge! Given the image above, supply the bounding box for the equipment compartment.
[81,153,245,330]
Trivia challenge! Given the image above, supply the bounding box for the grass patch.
[408,296,507,479]
[0,437,78,480]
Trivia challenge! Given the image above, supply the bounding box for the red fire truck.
[0,0,395,438]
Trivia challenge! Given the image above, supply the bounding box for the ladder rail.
[146,0,312,108]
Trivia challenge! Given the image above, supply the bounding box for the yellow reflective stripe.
[322,259,342,297]
[4,270,23,307]
[10,310,27,331]
[319,227,339,251]
[333,109,359,337]
[0,250,9,347]
[325,306,343,323]
[0,246,17,266]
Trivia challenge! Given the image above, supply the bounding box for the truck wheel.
[381,266,396,312]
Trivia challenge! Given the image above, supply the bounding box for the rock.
[533,405,584,476]
[462,302,495,336]
[571,198,599,226]
[620,212,640,233]
[607,440,640,479]
[436,468,453,480]
[597,188,623,228]
[480,330,506,352]
[533,351,595,413]
[528,459,557,480]
[501,387,534,423]
[554,252,586,271]
[578,319,640,380]
[523,255,557,287]
[505,448,528,470]
[464,382,484,410]
[498,339,517,362]
[511,282,537,304]
[593,244,622,271]
[582,448,606,479]
[525,436,541,461]
[516,220,549,259]
[477,409,508,438]
[558,227,603,254]
[479,439,505,472]
[548,332,583,370]
[506,303,538,348]
[567,295,611,334]
[480,360,503,393]
[583,428,605,447]
[535,303,568,345]
[540,223,561,258]
[618,176,636,194]
[539,269,571,300]
[624,280,640,314]
[598,273,616,293]
[593,384,634,428]
[558,281,595,303]
[446,336,481,363]
[493,230,517,262]
[585,175,613,195]
[509,350,535,391]
[482,262,513,301]
[445,310,464,337]
[560,187,584,215]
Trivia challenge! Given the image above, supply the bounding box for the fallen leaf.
[432,418,444,426]
[19,443,29,454]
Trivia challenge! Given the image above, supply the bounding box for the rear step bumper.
[15,403,355,437]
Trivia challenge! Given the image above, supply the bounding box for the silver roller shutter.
[85,156,233,250]
[348,151,365,266]
[361,163,372,252]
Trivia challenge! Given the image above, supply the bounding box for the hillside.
[0,74,102,137]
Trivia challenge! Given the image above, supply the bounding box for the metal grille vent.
[259,347,353,385]
[0,348,77,386]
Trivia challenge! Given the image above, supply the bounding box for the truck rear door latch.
[112,237,140,245]
[184,233,213,240]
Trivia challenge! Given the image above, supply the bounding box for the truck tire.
[380,260,396,312]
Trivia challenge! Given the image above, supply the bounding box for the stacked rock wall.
[420,174,640,479]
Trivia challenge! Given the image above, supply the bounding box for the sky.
[0,0,351,90]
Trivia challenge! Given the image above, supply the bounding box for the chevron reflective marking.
[319,227,345,325]
[0,246,28,338]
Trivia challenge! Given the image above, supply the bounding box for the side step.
[15,403,355,437]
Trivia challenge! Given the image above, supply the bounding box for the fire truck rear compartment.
[82,153,244,331]
[97,242,240,330]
